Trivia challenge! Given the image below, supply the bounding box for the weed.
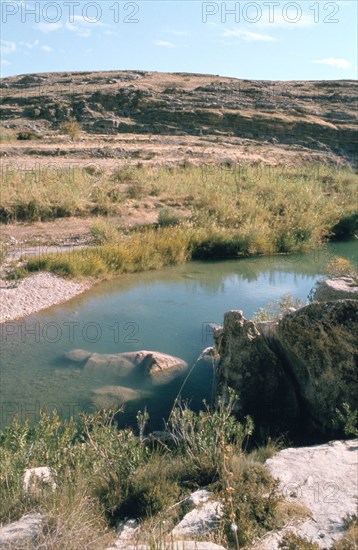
[278,532,321,549]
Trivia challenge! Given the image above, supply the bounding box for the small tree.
[60,117,81,141]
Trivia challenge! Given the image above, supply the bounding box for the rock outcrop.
[0,513,46,548]
[313,276,358,302]
[258,438,358,549]
[106,490,225,550]
[170,489,223,539]
[215,300,358,436]
[1,71,357,160]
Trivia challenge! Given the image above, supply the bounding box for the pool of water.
[0,239,356,431]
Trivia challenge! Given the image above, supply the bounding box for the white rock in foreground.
[263,438,358,549]
[106,519,140,549]
[0,513,46,548]
[170,497,223,538]
[23,466,57,494]
[124,544,227,550]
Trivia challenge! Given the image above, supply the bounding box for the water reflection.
[0,239,356,430]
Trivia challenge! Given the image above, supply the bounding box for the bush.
[60,117,81,141]
[223,457,282,547]
[158,207,182,227]
[166,390,254,484]
[278,532,321,549]
[127,181,145,199]
[17,130,41,140]
[325,257,357,279]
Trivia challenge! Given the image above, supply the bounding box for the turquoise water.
[0,239,356,431]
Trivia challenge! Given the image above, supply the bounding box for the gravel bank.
[0,273,91,323]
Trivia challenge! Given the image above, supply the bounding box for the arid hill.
[1,70,357,165]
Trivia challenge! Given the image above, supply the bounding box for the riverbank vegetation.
[4,163,355,278]
[0,395,298,549]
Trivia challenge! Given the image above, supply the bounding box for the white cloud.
[18,40,53,53]
[154,40,175,48]
[1,59,11,66]
[313,57,352,69]
[65,15,104,37]
[257,13,314,29]
[35,16,105,37]
[1,40,16,55]
[223,29,276,42]
[165,28,188,37]
[35,22,62,33]
[20,40,40,49]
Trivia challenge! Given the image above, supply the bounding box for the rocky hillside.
[1,71,357,161]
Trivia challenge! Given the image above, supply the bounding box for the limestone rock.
[185,489,212,506]
[64,348,93,362]
[216,310,299,433]
[170,498,223,538]
[216,300,358,436]
[262,439,358,549]
[314,277,358,302]
[23,466,57,495]
[276,300,358,434]
[92,386,143,409]
[66,349,187,381]
[135,350,187,376]
[123,543,227,550]
[84,353,135,375]
[106,519,140,549]
[0,513,46,548]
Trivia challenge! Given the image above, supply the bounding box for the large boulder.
[314,277,358,302]
[276,300,358,435]
[66,349,187,381]
[216,300,358,436]
[0,513,46,549]
[215,310,299,434]
[259,439,358,549]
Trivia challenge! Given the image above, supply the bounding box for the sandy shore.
[0,273,92,323]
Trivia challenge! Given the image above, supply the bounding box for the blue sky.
[1,0,357,80]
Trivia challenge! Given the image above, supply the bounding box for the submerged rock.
[314,277,358,302]
[66,349,187,381]
[64,348,93,362]
[84,353,136,376]
[92,385,144,409]
[260,438,358,549]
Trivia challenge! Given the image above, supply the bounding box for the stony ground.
[0,272,91,323]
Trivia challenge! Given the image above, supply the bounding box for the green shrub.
[278,532,321,549]
[223,458,282,547]
[158,207,182,227]
[17,130,41,140]
[166,390,254,484]
[334,403,358,437]
[127,181,145,199]
[60,117,81,141]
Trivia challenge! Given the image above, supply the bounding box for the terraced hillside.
[1,71,357,163]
